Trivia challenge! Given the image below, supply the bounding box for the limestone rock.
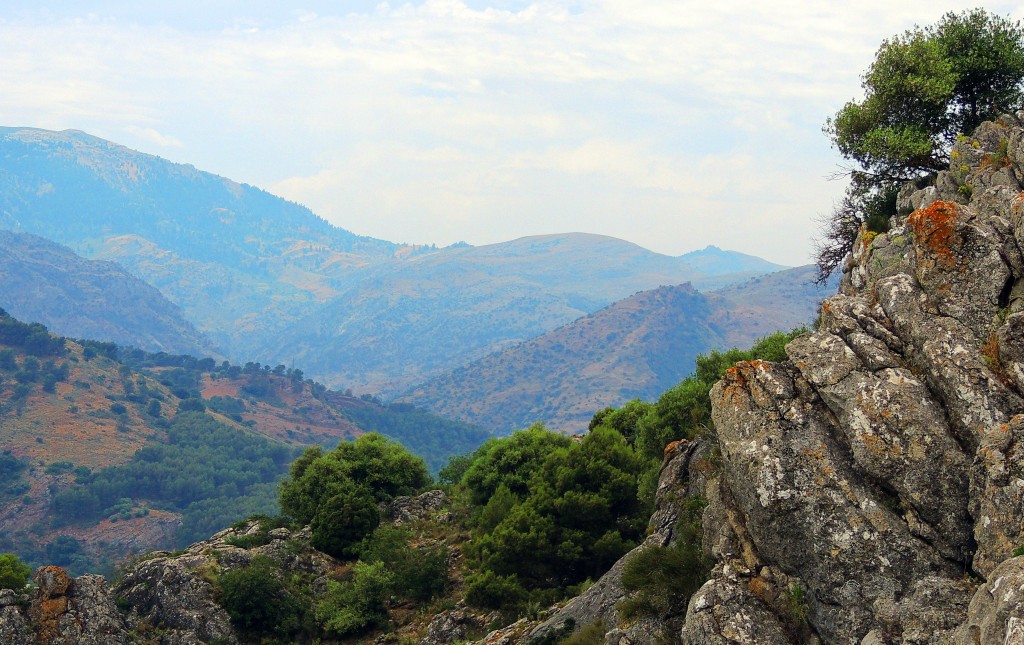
[956,557,1024,644]
[388,489,448,525]
[0,589,31,645]
[420,609,485,645]
[971,415,1024,576]
[115,555,237,644]
[20,567,131,645]
[696,116,1024,644]
[711,360,957,642]
[681,568,792,645]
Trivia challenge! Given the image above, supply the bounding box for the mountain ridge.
[0,230,217,357]
[399,265,832,433]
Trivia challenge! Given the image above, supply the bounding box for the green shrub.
[315,561,393,637]
[218,556,306,636]
[465,570,528,610]
[223,534,269,550]
[309,483,380,559]
[558,620,606,645]
[279,433,430,527]
[360,526,448,601]
[0,553,31,591]
[618,504,710,620]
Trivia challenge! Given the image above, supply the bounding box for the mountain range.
[0,126,794,398]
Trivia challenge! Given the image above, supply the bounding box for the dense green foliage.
[458,424,645,608]
[0,553,31,591]
[315,561,394,637]
[359,526,448,601]
[279,433,430,557]
[462,425,572,506]
[309,483,381,558]
[817,9,1024,280]
[219,555,309,638]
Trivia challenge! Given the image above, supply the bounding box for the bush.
[309,482,380,559]
[617,501,710,620]
[279,433,429,528]
[359,526,448,601]
[0,553,31,590]
[316,561,393,637]
[219,556,306,636]
[465,570,528,610]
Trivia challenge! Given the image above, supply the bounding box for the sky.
[2,1,1022,265]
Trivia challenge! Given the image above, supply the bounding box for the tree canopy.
[278,433,430,557]
[817,9,1024,281]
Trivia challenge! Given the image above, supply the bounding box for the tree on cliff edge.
[815,9,1024,282]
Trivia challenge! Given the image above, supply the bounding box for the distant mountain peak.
[679,245,788,276]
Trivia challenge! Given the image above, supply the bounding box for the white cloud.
[123,125,183,148]
[1,1,1022,264]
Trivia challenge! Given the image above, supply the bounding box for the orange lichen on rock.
[718,361,771,404]
[663,439,682,460]
[722,365,747,387]
[747,576,775,605]
[30,566,72,644]
[907,201,960,268]
[1012,191,1024,217]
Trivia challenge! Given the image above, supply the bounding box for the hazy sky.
[2,1,1021,265]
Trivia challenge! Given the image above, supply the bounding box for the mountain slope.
[0,230,216,357]
[400,265,833,433]
[0,310,487,575]
[0,126,410,354]
[678,244,786,275]
[0,127,398,266]
[400,284,719,434]
[263,233,783,394]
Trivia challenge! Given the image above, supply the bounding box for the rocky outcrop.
[0,519,341,644]
[388,489,449,525]
[8,566,132,645]
[690,113,1024,643]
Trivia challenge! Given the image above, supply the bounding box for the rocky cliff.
[684,113,1024,644]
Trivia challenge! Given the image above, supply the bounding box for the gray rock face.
[956,557,1024,644]
[695,114,1024,644]
[0,589,31,645]
[421,609,486,645]
[115,554,237,644]
[682,567,792,645]
[21,566,131,645]
[388,489,449,525]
